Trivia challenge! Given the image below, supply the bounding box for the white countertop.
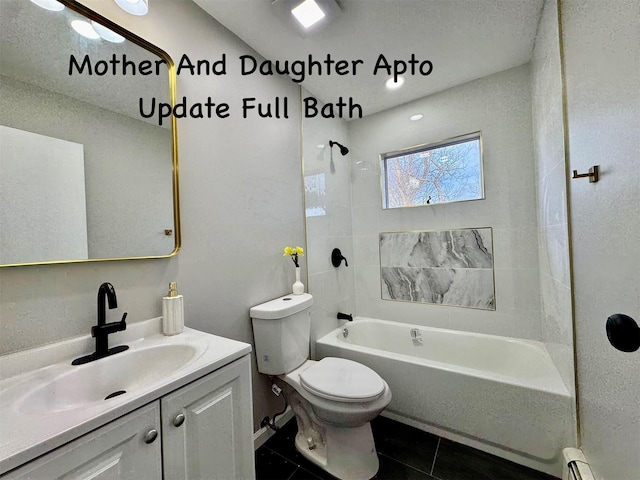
[0,318,252,474]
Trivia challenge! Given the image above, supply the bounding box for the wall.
[0,125,88,264]
[301,89,355,356]
[349,65,542,341]
[562,0,640,478]
[0,0,305,430]
[530,0,576,401]
[0,75,173,259]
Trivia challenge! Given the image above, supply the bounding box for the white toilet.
[251,293,392,480]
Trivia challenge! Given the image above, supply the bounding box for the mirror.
[0,0,179,266]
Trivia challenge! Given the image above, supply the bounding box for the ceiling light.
[410,114,423,121]
[71,20,100,40]
[29,0,65,11]
[113,0,148,16]
[272,0,340,37]
[291,0,326,29]
[91,21,126,43]
[385,76,405,90]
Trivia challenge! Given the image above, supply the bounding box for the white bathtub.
[316,317,575,476]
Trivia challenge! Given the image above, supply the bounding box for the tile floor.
[255,416,559,480]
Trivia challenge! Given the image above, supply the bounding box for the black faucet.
[337,312,353,322]
[331,248,349,267]
[72,283,129,365]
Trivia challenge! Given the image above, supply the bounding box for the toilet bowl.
[250,294,392,480]
[283,357,391,427]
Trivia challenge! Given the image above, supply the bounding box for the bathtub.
[316,317,575,476]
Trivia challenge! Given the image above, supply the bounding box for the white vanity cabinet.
[3,402,163,480]
[3,356,254,480]
[161,354,254,480]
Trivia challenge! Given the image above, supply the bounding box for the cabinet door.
[161,355,255,480]
[3,402,162,480]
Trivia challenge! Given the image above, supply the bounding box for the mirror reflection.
[0,0,178,266]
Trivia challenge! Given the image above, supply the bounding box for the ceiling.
[193,0,545,117]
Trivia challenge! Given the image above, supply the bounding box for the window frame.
[380,131,484,209]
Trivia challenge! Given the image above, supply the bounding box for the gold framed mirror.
[0,0,179,267]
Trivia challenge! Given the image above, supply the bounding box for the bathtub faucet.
[410,328,421,338]
[331,248,349,267]
[337,312,353,322]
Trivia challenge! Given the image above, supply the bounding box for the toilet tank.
[250,293,313,375]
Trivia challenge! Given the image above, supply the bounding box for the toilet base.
[294,422,379,480]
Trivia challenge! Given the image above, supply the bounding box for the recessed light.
[291,0,326,29]
[113,0,149,16]
[71,20,100,40]
[316,144,325,149]
[385,76,405,90]
[91,21,126,43]
[29,0,64,11]
[410,114,423,121]
[272,0,340,37]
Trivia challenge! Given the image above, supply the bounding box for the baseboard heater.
[563,448,596,480]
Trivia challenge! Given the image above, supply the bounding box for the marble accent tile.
[380,229,494,310]
[380,229,493,269]
[381,267,495,309]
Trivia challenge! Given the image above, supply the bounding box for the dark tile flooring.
[255,416,559,480]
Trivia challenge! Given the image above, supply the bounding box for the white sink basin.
[0,317,252,475]
[20,344,197,414]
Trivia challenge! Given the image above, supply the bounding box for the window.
[380,132,483,209]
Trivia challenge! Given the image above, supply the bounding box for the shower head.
[329,140,349,156]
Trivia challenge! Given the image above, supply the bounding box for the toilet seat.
[299,357,385,402]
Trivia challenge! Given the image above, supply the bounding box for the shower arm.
[329,140,349,156]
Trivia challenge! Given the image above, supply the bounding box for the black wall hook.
[606,313,640,352]
[331,248,348,267]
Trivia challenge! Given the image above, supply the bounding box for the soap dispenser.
[162,282,184,336]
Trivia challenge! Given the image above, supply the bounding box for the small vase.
[292,266,304,295]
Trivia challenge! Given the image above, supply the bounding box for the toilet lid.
[299,357,385,402]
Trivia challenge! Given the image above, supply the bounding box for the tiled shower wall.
[531,0,575,397]
[348,65,543,341]
[302,89,355,357]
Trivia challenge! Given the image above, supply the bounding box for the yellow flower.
[283,245,303,267]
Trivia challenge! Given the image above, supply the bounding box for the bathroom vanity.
[0,318,255,479]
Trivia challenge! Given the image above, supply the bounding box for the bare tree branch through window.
[381,133,483,209]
